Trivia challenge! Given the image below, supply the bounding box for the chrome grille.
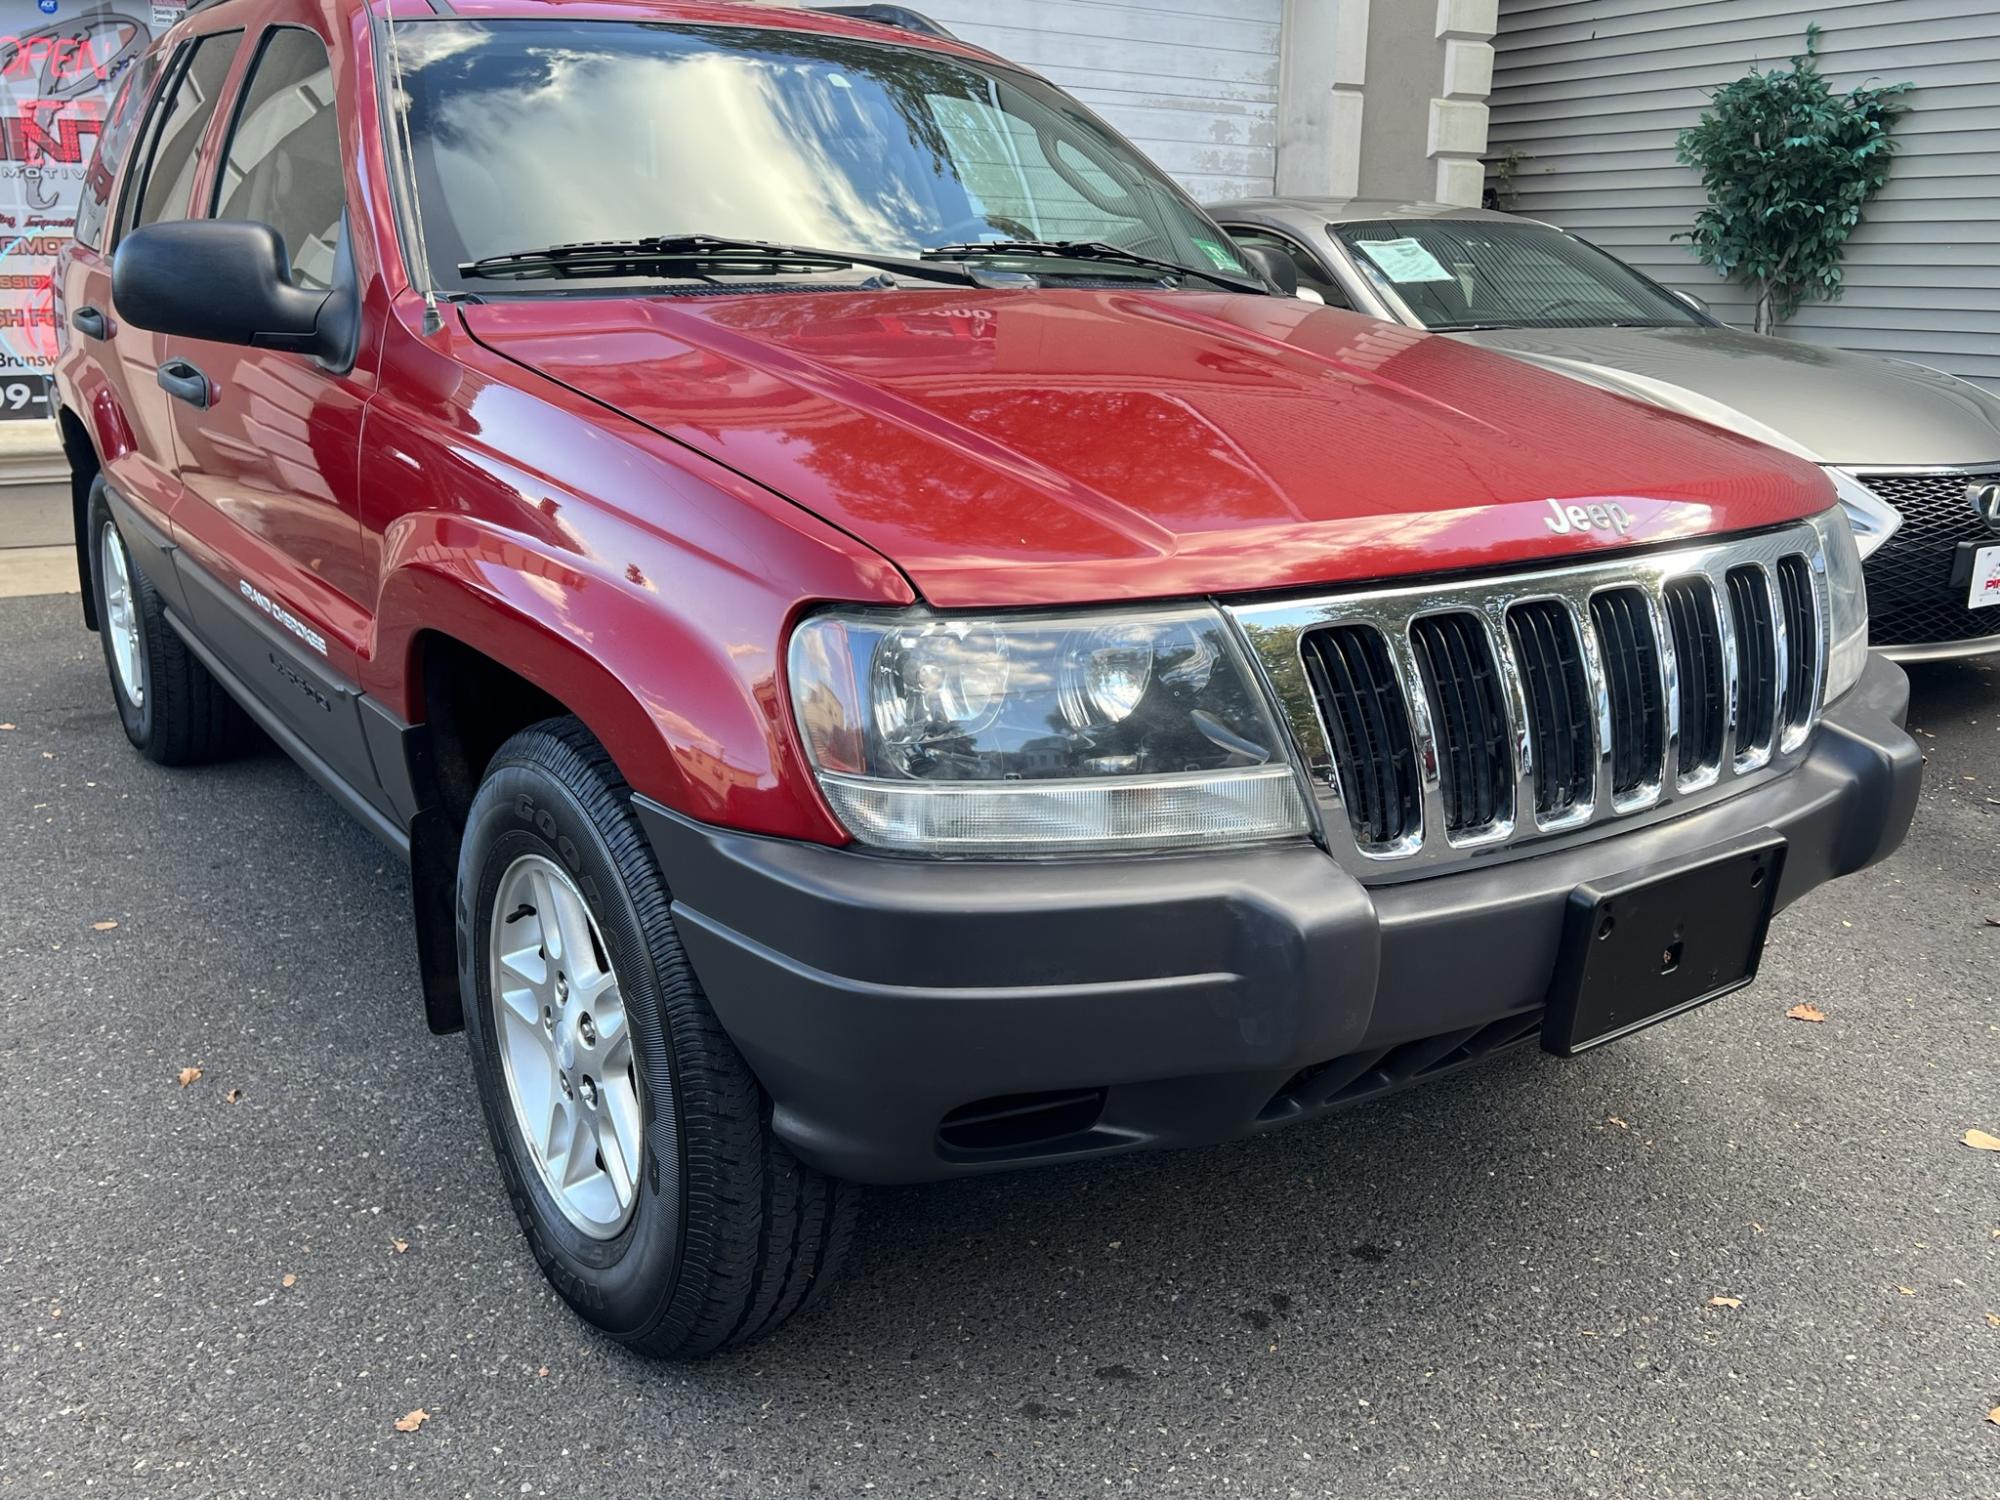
[1776,554,1818,735]
[1663,577,1726,780]
[1506,599,1593,820]
[1725,565,1777,768]
[1228,522,1829,876]
[1589,588,1667,797]
[1299,625,1420,849]
[1409,612,1512,837]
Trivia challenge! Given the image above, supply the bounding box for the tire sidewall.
[459,755,686,1334]
[86,488,153,748]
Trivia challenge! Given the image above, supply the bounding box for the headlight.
[1824,468,1901,561]
[1808,504,1869,704]
[788,605,1311,854]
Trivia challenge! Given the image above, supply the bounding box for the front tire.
[459,718,856,1357]
[87,479,247,765]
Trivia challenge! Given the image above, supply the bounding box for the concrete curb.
[0,544,79,598]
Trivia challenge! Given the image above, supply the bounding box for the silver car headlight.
[788,605,1311,855]
[1809,504,1869,704]
[1824,467,1901,561]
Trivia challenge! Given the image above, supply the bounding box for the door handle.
[156,358,212,410]
[71,304,110,340]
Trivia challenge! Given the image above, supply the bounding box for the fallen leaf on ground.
[536,1366,550,1378]
[1986,1312,2000,1329]
[1707,1296,1742,1309]
[1963,1129,2000,1152]
[1785,1003,1827,1023]
[1985,916,2000,928]
[1607,1116,1630,1129]
[1895,1285,1916,1296]
[390,1238,409,1254]
[0,722,15,730]
[281,1274,296,1289]
[91,920,118,932]
[1989,1407,2000,1428]
[393,1409,429,1433]
[225,1089,242,1104]
[176,1067,202,1088]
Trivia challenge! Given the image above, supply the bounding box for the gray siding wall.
[1489,0,2000,393]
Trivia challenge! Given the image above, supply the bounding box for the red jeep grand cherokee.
[54,0,1919,1356]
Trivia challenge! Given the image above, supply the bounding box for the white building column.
[1431,0,1497,205]
[1276,0,1497,207]
[1275,0,1369,199]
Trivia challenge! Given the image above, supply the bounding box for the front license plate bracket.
[1543,833,1788,1057]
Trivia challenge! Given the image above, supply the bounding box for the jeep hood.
[1451,324,2000,470]
[461,289,1834,609]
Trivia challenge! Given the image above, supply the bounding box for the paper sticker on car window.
[1191,237,1246,273]
[1354,238,1455,284]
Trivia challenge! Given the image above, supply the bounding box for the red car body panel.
[355,314,910,839]
[460,288,1838,610]
[51,0,1836,849]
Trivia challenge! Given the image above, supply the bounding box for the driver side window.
[1226,228,1351,308]
[210,28,345,292]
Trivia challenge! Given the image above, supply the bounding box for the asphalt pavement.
[2,589,1996,1499]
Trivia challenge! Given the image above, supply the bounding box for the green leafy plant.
[1482,148,1532,212]
[1675,26,1911,333]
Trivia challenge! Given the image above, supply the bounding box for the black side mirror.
[113,219,353,365]
[1237,242,1299,297]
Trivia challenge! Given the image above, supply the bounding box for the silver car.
[1208,197,2000,661]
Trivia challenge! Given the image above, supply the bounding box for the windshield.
[389,20,1250,292]
[1332,218,1704,331]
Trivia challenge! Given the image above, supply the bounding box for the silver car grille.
[1227,521,1829,878]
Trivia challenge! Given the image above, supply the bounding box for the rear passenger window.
[75,51,163,251]
[211,29,344,291]
[125,31,243,237]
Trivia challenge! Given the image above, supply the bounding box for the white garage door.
[920,0,1283,200]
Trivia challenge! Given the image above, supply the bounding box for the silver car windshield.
[388,19,1251,291]
[1334,218,1704,332]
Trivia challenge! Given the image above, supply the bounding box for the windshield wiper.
[920,239,1261,293]
[459,234,976,286]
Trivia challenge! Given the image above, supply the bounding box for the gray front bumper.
[639,654,1920,1185]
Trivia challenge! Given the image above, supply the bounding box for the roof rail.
[811,5,958,40]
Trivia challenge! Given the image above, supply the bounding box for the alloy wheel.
[489,853,645,1238]
[99,520,143,709]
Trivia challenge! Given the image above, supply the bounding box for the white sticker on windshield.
[1355,237,1455,285]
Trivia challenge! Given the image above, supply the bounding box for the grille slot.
[1249,522,1829,875]
[1409,612,1512,835]
[1300,625,1420,849]
[1663,576,1726,778]
[1588,588,1666,795]
[1726,566,1778,758]
[1775,555,1818,732]
[1851,469,2000,646]
[1506,600,1593,818]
